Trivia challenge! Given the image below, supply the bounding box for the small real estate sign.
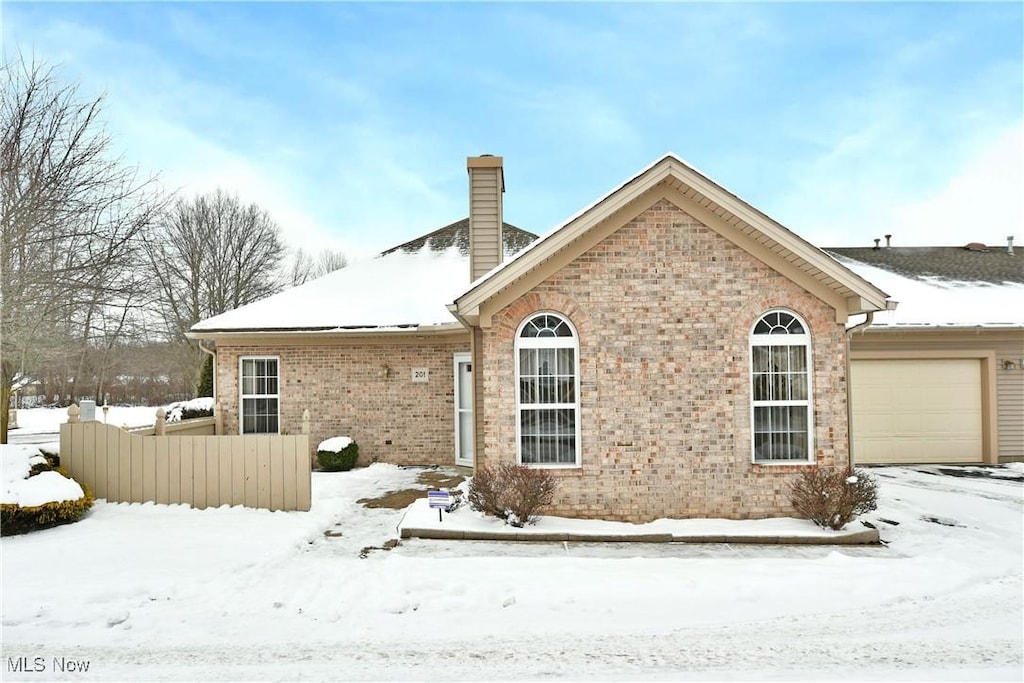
[427,489,452,522]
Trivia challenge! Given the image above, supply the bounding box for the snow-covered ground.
[11,405,163,435]
[2,457,1021,681]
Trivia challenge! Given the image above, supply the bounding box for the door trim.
[453,352,473,466]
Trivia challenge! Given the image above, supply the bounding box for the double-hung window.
[516,313,580,466]
[240,357,279,434]
[750,311,813,462]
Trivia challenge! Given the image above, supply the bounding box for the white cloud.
[884,125,1023,247]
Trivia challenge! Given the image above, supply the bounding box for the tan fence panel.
[58,421,311,512]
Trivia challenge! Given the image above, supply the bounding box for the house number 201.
[411,368,429,383]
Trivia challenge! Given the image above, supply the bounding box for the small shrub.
[468,463,558,527]
[791,465,878,530]
[317,438,359,472]
[180,406,213,420]
[1,469,94,536]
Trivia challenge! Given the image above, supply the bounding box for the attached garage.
[851,358,984,464]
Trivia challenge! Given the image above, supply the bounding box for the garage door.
[850,359,983,464]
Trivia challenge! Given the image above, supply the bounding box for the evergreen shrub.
[317,440,359,471]
[1,468,94,536]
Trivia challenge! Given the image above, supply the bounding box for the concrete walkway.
[400,526,880,544]
[399,498,882,545]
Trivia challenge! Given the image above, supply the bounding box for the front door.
[454,353,473,466]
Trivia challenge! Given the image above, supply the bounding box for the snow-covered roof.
[191,219,539,334]
[834,256,1024,328]
[192,246,472,333]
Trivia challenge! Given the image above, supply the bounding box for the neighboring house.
[191,154,897,522]
[827,243,1024,466]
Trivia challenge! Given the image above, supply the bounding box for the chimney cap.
[467,155,503,169]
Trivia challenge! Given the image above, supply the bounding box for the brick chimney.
[467,155,504,281]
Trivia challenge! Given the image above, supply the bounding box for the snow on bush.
[318,436,353,452]
[164,397,215,422]
[790,465,878,530]
[316,437,359,472]
[1,444,93,536]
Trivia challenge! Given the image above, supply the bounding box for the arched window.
[515,313,581,466]
[750,310,813,462]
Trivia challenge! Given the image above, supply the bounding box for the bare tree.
[144,189,287,390]
[1,56,164,442]
[287,247,349,286]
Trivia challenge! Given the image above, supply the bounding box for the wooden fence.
[59,418,311,512]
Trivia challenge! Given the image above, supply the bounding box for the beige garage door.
[851,359,983,464]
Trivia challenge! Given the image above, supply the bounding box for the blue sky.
[4,2,1022,257]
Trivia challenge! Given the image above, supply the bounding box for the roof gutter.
[845,311,876,337]
[185,322,467,342]
[446,303,473,331]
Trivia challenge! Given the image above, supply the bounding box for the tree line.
[1,57,347,442]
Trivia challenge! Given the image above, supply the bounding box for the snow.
[402,495,869,538]
[4,470,85,507]
[10,405,160,435]
[2,444,85,507]
[837,257,1024,328]
[2,462,1021,680]
[317,436,353,452]
[191,246,469,332]
[164,396,214,422]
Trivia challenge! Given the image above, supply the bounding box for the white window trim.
[514,312,582,468]
[239,355,281,435]
[749,309,814,464]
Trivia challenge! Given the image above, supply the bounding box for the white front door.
[454,353,474,466]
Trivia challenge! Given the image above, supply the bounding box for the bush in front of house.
[1,447,94,536]
[317,437,359,471]
[791,465,878,530]
[468,463,558,527]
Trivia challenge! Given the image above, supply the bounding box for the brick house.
[196,153,998,522]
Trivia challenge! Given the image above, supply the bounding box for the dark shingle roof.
[826,246,1024,284]
[380,218,538,259]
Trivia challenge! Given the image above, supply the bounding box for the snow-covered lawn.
[2,460,1021,681]
[11,405,164,435]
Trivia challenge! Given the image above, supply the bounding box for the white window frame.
[749,310,814,464]
[514,312,582,468]
[239,355,280,435]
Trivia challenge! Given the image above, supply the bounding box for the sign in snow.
[427,490,452,522]
[427,490,452,509]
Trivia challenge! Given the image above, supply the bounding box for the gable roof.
[827,247,1024,329]
[189,219,538,335]
[452,154,893,326]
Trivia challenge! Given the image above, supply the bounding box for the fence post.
[155,407,166,436]
[67,403,80,424]
[302,409,314,468]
